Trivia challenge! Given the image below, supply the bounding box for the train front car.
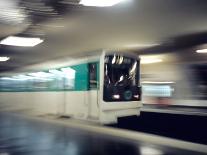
[99,52,142,124]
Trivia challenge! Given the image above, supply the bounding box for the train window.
[103,54,141,102]
[104,55,139,87]
[88,62,98,89]
[142,85,173,97]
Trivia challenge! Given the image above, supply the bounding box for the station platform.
[0,112,206,155]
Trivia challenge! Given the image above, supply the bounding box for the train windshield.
[104,54,139,87]
[104,54,141,102]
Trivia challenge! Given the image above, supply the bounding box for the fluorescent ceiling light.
[125,43,159,48]
[142,81,174,84]
[0,57,10,62]
[79,0,126,7]
[140,56,162,64]
[196,49,207,53]
[140,146,163,155]
[0,36,44,47]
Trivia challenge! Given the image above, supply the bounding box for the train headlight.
[112,94,120,99]
[134,95,139,99]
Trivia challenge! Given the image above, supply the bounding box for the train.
[0,50,142,124]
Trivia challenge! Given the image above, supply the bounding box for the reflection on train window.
[104,55,138,87]
[0,64,89,92]
[61,67,76,90]
[32,79,49,90]
[89,62,97,89]
[103,54,140,102]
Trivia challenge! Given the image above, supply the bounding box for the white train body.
[0,51,142,124]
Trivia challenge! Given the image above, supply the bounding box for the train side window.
[89,63,97,89]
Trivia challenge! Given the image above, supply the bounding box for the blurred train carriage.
[0,50,142,124]
[141,52,207,108]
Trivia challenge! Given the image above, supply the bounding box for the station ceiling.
[0,0,207,73]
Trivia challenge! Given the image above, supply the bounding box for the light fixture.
[140,146,163,155]
[140,56,162,64]
[0,36,44,47]
[79,0,126,7]
[0,57,10,62]
[125,43,159,48]
[142,81,174,84]
[196,49,207,53]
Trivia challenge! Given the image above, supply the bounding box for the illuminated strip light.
[0,36,44,47]
[142,81,175,84]
[79,0,126,7]
[140,58,162,64]
[196,49,207,53]
[0,57,10,62]
[140,146,163,155]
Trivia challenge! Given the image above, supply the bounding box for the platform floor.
[0,112,206,155]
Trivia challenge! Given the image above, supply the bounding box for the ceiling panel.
[0,0,207,74]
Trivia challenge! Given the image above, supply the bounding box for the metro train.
[0,50,142,124]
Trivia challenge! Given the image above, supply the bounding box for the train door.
[62,61,99,120]
[86,62,99,120]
